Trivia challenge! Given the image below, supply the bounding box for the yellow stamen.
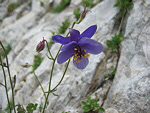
[74,57,77,61]
[84,49,87,52]
[74,48,77,50]
[84,53,90,58]
[76,60,79,63]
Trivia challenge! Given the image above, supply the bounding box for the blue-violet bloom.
[52,25,103,69]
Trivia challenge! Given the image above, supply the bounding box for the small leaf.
[17,105,25,113]
[99,107,105,112]
[110,66,114,70]
[26,103,38,113]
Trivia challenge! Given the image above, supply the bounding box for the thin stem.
[42,55,56,113]
[45,40,54,60]
[0,41,16,113]
[51,59,70,92]
[42,20,80,112]
[0,55,11,113]
[33,70,47,100]
[0,82,5,87]
[47,54,54,60]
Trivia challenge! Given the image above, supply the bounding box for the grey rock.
[1,0,150,113]
[0,7,7,20]
[32,0,45,12]
[53,0,61,8]
[71,0,82,6]
[105,108,118,113]
[104,1,150,113]
[1,15,16,27]
[0,0,119,112]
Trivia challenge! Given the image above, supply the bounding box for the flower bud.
[36,38,45,52]
[21,63,32,68]
[81,6,90,20]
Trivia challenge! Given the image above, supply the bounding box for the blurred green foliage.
[53,0,71,13]
[4,101,13,113]
[40,1,44,7]
[104,66,116,79]
[82,0,102,8]
[48,38,54,46]
[26,103,38,113]
[82,0,95,8]
[82,96,105,113]
[8,3,20,13]
[58,19,70,34]
[106,33,124,51]
[74,7,81,21]
[31,53,44,73]
[114,0,133,16]
[0,43,11,59]
[17,105,25,113]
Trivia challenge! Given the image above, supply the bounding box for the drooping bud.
[81,6,90,20]
[21,63,32,68]
[36,38,45,52]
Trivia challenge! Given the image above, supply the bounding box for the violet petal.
[79,37,103,54]
[73,57,89,69]
[52,35,71,45]
[80,25,97,39]
[69,28,80,42]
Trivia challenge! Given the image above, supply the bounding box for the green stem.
[0,82,5,87]
[45,40,54,60]
[51,59,70,92]
[0,55,11,113]
[33,70,47,101]
[42,20,81,113]
[0,41,16,113]
[42,54,56,113]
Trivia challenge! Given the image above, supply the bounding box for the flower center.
[73,46,90,63]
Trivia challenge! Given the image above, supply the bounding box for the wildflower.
[36,38,45,52]
[52,25,103,69]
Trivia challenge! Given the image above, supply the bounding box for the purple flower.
[52,25,103,69]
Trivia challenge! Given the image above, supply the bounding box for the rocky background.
[0,0,150,113]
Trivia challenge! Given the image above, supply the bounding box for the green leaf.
[110,66,114,70]
[99,107,105,112]
[26,103,38,113]
[106,33,124,51]
[39,105,43,112]
[4,101,13,113]
[82,96,105,112]
[40,1,44,7]
[17,105,25,113]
